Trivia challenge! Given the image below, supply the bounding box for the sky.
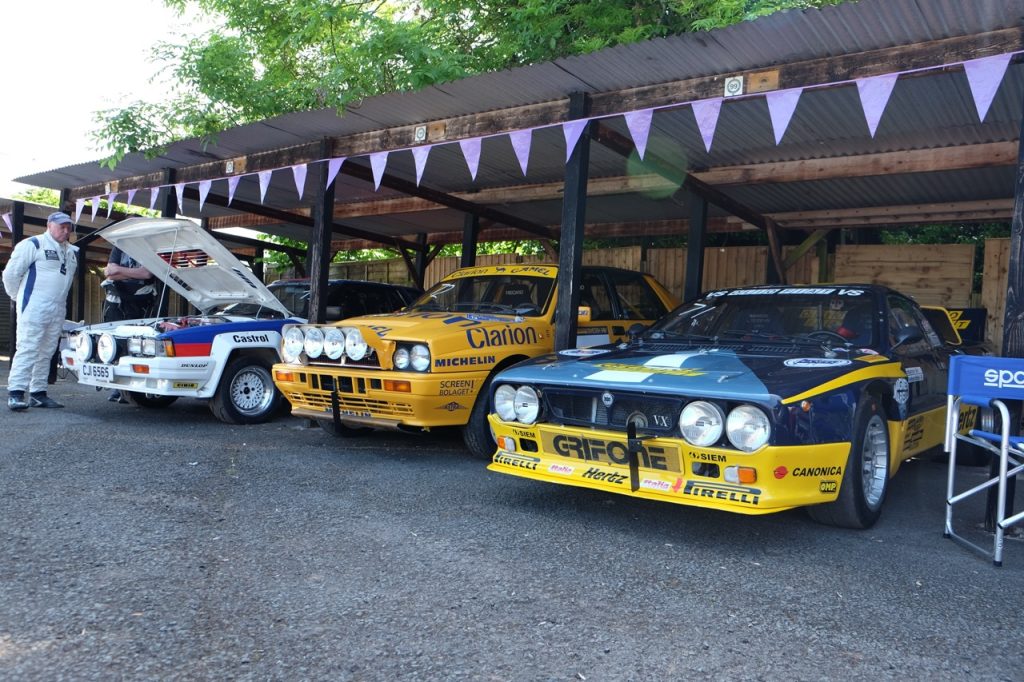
[0,0,207,198]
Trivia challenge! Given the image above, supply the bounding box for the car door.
[886,294,947,416]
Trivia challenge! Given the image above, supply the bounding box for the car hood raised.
[497,346,901,404]
[98,217,291,316]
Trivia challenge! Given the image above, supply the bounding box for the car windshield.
[268,282,310,317]
[408,274,555,317]
[647,293,877,347]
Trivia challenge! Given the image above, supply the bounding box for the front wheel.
[123,391,178,408]
[807,395,890,529]
[462,375,497,460]
[209,357,281,425]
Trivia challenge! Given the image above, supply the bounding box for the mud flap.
[331,389,343,431]
[627,423,642,492]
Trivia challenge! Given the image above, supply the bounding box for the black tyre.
[318,418,372,437]
[807,395,890,529]
[123,391,179,408]
[462,374,497,460]
[209,356,281,425]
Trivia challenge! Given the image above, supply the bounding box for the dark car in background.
[268,278,420,321]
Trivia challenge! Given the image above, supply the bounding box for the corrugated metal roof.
[11,0,1024,243]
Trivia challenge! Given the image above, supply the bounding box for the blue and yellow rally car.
[487,284,974,528]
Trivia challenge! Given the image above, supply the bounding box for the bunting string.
[94,51,1017,216]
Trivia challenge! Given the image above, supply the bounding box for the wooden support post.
[157,169,177,316]
[764,217,787,285]
[414,233,428,289]
[461,214,479,268]
[684,187,708,302]
[554,93,591,352]
[308,140,337,324]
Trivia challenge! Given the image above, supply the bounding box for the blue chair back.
[948,354,1024,407]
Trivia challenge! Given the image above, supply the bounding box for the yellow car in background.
[272,264,679,457]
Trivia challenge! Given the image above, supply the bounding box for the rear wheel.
[209,357,281,424]
[807,395,890,529]
[123,392,178,408]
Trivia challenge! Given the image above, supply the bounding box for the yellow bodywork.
[487,404,966,515]
[272,264,678,431]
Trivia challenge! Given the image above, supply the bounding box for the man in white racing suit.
[3,212,79,410]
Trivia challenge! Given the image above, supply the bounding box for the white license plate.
[81,363,112,381]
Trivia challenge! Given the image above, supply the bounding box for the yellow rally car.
[271,264,678,457]
[488,284,977,529]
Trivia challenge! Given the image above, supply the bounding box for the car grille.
[288,391,414,417]
[543,388,682,435]
[307,351,381,369]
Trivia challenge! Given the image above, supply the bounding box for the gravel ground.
[1,367,1023,681]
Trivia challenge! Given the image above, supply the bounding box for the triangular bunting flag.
[106,192,116,217]
[291,164,307,200]
[126,189,137,207]
[74,198,85,224]
[198,180,212,212]
[369,152,389,190]
[174,183,185,213]
[691,98,723,153]
[411,146,431,186]
[964,53,1013,122]
[509,129,533,175]
[562,119,588,163]
[460,138,482,181]
[856,73,899,138]
[258,171,272,204]
[624,109,654,160]
[149,187,160,211]
[1,212,11,234]
[91,197,100,220]
[227,176,240,205]
[766,88,803,145]
[326,157,345,189]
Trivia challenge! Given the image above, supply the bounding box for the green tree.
[94,0,843,166]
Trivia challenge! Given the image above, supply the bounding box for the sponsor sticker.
[905,367,925,383]
[893,378,910,405]
[783,358,852,368]
[548,463,574,475]
[495,452,541,471]
[558,348,611,357]
[820,481,839,494]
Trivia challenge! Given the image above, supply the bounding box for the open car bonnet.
[99,217,291,316]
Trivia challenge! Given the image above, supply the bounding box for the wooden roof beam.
[64,29,1024,205]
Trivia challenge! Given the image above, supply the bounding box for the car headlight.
[128,338,142,354]
[74,333,93,362]
[282,327,305,363]
[345,328,368,361]
[726,404,771,452]
[323,327,345,360]
[494,384,517,422]
[679,400,725,447]
[97,333,117,364]
[142,338,158,356]
[410,344,430,372]
[393,347,410,370]
[514,386,540,424]
[304,327,325,358]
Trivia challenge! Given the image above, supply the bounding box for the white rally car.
[63,217,419,424]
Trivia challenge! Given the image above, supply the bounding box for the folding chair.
[944,354,1024,566]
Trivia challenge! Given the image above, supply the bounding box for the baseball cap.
[47,211,73,225]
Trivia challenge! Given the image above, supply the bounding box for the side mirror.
[627,323,647,341]
[577,305,592,323]
[892,327,924,350]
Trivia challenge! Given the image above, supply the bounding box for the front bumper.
[272,363,487,429]
[62,351,215,398]
[487,417,852,515]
